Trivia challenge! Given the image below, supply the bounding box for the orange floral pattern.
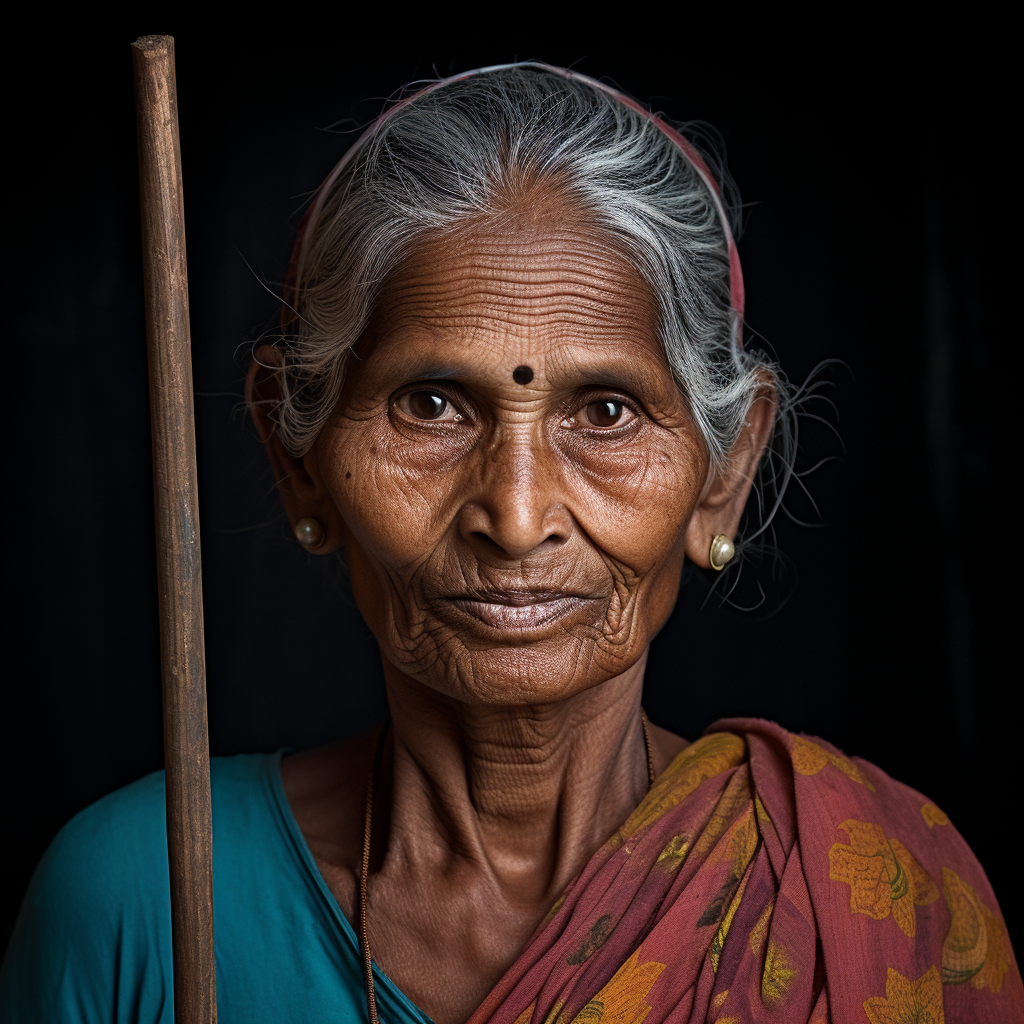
[921,803,950,829]
[791,736,876,791]
[862,966,944,1024]
[464,720,1022,1024]
[654,834,690,873]
[828,820,938,937]
[761,939,798,1004]
[568,950,665,1024]
[942,867,1012,991]
[615,733,745,841]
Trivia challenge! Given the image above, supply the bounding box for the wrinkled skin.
[248,190,774,1022]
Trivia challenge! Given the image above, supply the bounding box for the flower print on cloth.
[791,736,876,791]
[828,819,939,937]
[614,732,745,842]
[464,719,1022,1024]
[760,939,798,1005]
[941,867,1013,992]
[921,803,951,828]
[863,966,945,1024]
[568,950,665,1024]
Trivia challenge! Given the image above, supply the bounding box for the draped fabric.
[468,719,1022,1024]
[2,722,1019,1022]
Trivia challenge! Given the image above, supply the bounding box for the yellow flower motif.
[920,802,950,828]
[711,990,729,1011]
[542,1001,565,1024]
[513,1006,535,1024]
[568,950,666,1024]
[694,771,753,858]
[617,733,745,841]
[731,892,793,1000]
[701,805,759,888]
[754,793,771,822]
[655,833,690,873]
[791,736,876,791]
[862,965,944,1024]
[748,901,774,958]
[709,874,749,973]
[828,820,939,938]
[762,939,797,1004]
[941,867,1011,991]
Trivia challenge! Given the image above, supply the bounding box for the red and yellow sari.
[468,719,1021,1023]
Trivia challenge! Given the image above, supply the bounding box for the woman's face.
[298,199,730,706]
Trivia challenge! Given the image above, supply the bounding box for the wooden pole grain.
[132,34,217,1024]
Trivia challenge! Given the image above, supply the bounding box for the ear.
[245,344,345,555]
[684,384,776,569]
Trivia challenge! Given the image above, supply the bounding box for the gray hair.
[266,63,803,561]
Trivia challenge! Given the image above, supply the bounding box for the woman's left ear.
[684,389,776,569]
[245,344,346,555]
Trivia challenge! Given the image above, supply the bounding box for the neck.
[377,653,652,904]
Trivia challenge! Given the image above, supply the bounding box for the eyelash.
[393,387,466,424]
[392,386,643,431]
[563,395,640,431]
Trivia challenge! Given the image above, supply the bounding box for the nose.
[458,428,573,561]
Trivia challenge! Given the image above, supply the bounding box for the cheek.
[317,417,465,576]
[561,430,705,576]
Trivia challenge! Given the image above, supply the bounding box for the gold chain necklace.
[358,710,657,1024]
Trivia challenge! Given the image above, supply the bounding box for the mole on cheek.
[512,365,534,386]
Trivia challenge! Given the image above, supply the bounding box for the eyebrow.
[385,359,665,397]
[381,346,675,407]
[551,364,667,398]
[397,363,467,381]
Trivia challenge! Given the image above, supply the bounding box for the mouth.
[442,590,597,632]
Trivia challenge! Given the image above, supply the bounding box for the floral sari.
[467,719,1021,1023]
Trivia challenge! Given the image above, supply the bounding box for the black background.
[9,21,1016,964]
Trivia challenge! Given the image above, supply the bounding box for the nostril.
[469,529,565,560]
[471,531,509,555]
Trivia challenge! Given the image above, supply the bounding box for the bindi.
[512,365,534,386]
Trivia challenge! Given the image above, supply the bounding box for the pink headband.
[284,62,744,347]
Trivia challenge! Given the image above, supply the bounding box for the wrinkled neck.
[378,653,652,901]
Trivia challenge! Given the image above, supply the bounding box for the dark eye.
[580,399,634,428]
[397,389,462,423]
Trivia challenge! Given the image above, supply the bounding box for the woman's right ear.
[245,344,342,553]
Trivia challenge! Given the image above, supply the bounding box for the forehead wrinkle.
[368,314,663,375]
[378,276,653,330]
[361,215,667,392]
[375,270,657,341]
[377,220,659,326]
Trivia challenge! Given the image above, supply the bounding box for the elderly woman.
[2,63,1020,1023]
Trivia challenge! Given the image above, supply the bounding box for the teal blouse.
[0,752,432,1024]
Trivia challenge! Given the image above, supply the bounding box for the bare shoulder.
[279,730,377,876]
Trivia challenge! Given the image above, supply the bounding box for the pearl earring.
[294,517,325,550]
[709,534,735,571]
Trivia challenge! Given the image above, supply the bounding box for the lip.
[442,590,596,632]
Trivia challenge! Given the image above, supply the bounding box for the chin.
[382,623,644,708]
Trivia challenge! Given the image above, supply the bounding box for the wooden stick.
[132,34,217,1024]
